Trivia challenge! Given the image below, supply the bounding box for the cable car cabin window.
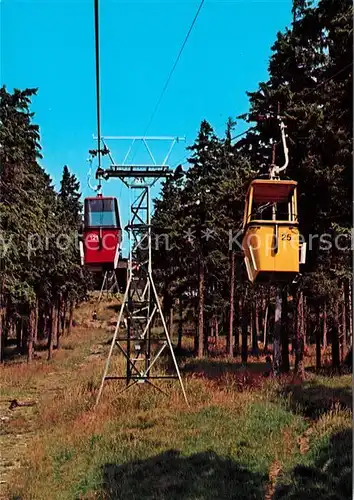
[249,201,296,223]
[84,198,120,228]
[250,202,274,221]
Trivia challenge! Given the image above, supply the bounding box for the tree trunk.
[193,316,198,354]
[56,298,62,350]
[294,290,305,379]
[347,281,353,348]
[48,303,56,360]
[16,318,22,352]
[251,303,259,357]
[177,298,183,350]
[227,251,235,357]
[42,310,47,341]
[27,307,35,363]
[255,303,260,341]
[66,301,74,335]
[273,286,282,376]
[315,305,321,372]
[163,289,171,335]
[303,296,307,348]
[263,303,269,353]
[331,299,341,373]
[0,306,5,363]
[215,317,219,339]
[0,316,3,363]
[241,295,248,363]
[33,297,39,346]
[234,299,241,355]
[203,321,208,356]
[281,285,290,373]
[340,282,347,362]
[0,284,4,362]
[260,294,266,331]
[21,317,28,355]
[61,300,67,337]
[323,301,327,350]
[169,306,174,341]
[197,260,205,358]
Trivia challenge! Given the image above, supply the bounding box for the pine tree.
[59,165,82,227]
[0,87,91,361]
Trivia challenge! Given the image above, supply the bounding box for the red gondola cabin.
[81,196,121,272]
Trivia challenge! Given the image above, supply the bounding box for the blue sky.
[1,0,292,253]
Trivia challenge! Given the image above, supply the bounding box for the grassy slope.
[0,298,352,500]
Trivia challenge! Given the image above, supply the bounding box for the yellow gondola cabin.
[242,179,305,283]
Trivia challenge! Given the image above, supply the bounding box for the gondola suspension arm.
[269,118,289,179]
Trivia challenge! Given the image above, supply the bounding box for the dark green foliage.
[59,165,82,228]
[152,0,352,356]
[0,86,91,360]
[1,0,351,362]
[152,119,252,353]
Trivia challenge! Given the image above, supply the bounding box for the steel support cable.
[169,126,255,170]
[302,61,353,98]
[234,62,353,140]
[131,0,205,164]
[145,0,205,132]
[94,0,102,168]
[167,62,352,186]
[169,63,353,169]
[242,63,353,176]
[231,126,257,142]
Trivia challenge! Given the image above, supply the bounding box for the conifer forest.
[0,1,352,499]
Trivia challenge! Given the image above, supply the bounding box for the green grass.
[274,420,352,499]
[15,394,350,500]
[2,299,352,500]
[9,382,351,500]
[16,402,298,499]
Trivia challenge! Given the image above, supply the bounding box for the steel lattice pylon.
[98,270,120,302]
[95,136,188,406]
